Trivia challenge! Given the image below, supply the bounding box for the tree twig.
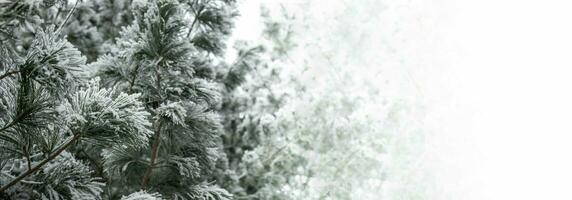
[186,5,203,38]
[128,64,140,93]
[0,134,80,193]
[141,122,162,188]
[23,145,31,171]
[0,70,19,81]
[0,119,17,134]
[55,0,79,34]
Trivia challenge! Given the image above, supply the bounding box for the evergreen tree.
[1,0,240,199]
[90,0,237,199]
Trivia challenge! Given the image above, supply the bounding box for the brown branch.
[141,122,162,188]
[0,134,80,193]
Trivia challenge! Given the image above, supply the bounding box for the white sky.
[232,0,572,199]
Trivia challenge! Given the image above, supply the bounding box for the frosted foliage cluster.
[1,152,104,200]
[57,78,151,145]
[156,102,188,126]
[120,190,162,200]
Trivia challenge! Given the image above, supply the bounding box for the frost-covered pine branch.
[120,190,162,200]
[0,77,151,197]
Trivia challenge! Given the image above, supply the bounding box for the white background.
[449,0,572,199]
[430,0,572,199]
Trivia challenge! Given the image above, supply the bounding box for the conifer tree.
[91,0,237,199]
[1,0,240,199]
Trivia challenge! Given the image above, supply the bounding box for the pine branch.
[0,70,18,81]
[0,120,17,134]
[186,0,205,38]
[0,83,52,135]
[0,134,80,193]
[55,0,79,34]
[155,58,163,100]
[141,122,162,189]
[128,65,141,93]
[186,10,201,38]
[23,146,31,171]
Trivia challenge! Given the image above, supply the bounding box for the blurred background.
[232,0,572,199]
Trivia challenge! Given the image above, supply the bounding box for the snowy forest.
[0,0,433,199]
